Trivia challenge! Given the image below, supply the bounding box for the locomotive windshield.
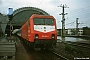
[34,18,54,25]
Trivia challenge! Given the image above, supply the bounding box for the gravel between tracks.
[55,42,90,60]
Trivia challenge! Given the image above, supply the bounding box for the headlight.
[35,34,38,39]
[52,34,54,39]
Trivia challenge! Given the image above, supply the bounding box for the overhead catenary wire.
[57,5,90,21]
[67,6,90,18]
[66,21,75,25]
[36,0,43,7]
[66,6,90,27]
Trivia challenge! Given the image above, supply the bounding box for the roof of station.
[12,7,50,26]
[0,13,3,22]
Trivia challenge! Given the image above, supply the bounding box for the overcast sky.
[0,0,90,29]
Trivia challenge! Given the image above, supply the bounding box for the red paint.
[21,14,57,43]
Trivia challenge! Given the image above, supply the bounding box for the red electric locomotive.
[21,14,57,48]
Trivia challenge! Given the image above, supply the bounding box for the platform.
[16,41,29,60]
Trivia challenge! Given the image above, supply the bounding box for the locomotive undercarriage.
[24,39,56,50]
[34,39,56,48]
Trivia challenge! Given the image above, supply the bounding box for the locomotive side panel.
[21,21,28,41]
[28,18,35,42]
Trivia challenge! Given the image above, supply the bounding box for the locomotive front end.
[31,15,57,48]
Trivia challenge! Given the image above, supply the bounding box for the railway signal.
[8,8,13,20]
[8,8,13,40]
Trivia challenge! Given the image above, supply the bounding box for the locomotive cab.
[30,14,57,48]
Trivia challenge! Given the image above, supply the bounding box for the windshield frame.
[34,18,54,25]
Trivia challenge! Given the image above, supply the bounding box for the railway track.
[21,41,68,60]
[16,35,68,60]
[16,36,90,60]
[64,41,90,49]
[56,41,90,60]
[53,52,69,60]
